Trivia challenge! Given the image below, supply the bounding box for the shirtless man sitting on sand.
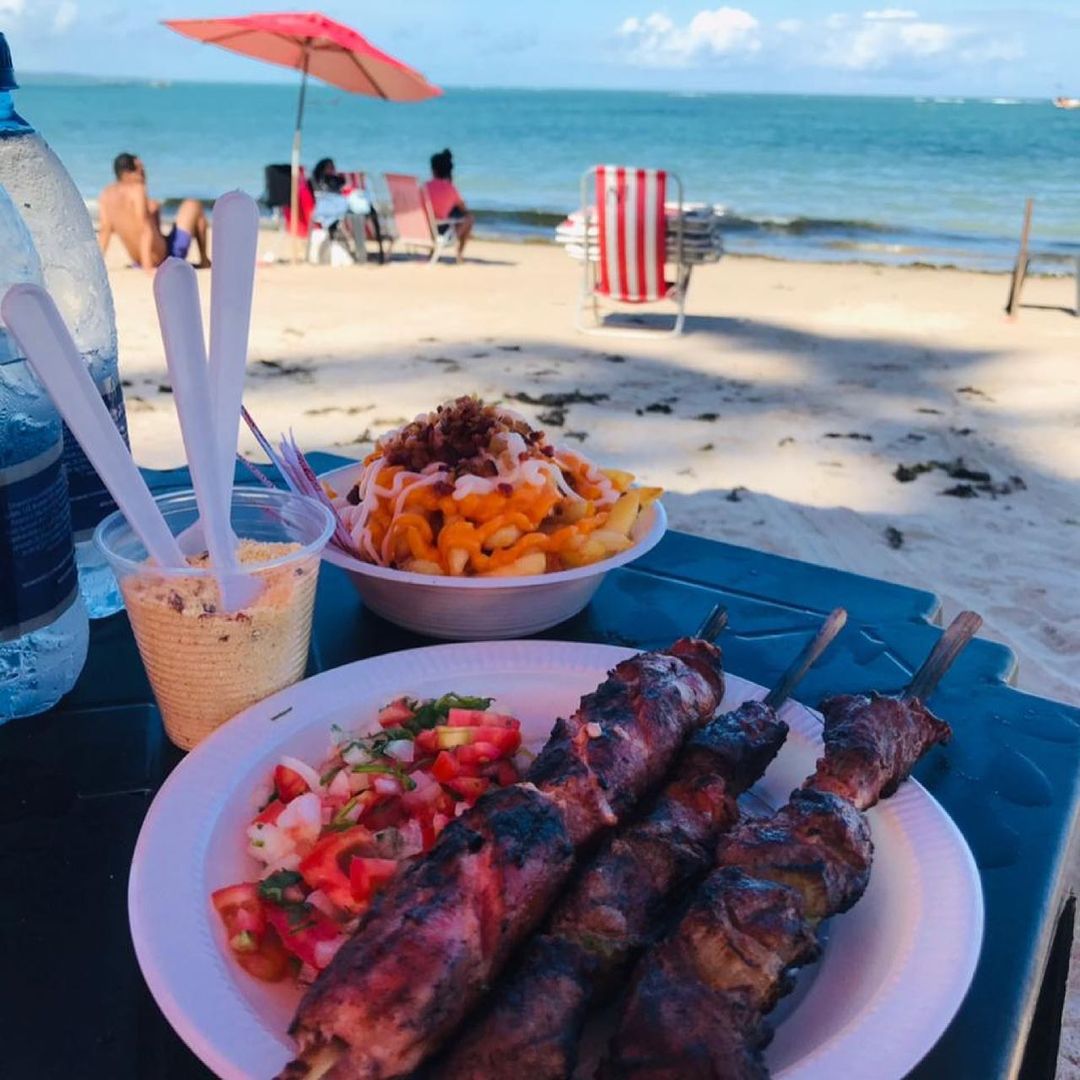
[97,152,210,272]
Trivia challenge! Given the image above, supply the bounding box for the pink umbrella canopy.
[163,11,441,254]
[163,11,441,101]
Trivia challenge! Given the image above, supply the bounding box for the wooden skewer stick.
[695,603,729,642]
[282,1038,344,1080]
[763,608,848,710]
[903,610,983,702]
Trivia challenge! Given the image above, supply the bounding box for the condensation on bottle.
[0,32,128,618]
[0,183,89,722]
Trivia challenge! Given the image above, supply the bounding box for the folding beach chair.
[383,173,458,264]
[577,165,689,336]
[341,171,388,264]
[264,163,314,239]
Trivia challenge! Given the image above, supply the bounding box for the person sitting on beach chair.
[311,157,385,263]
[97,152,210,273]
[423,148,474,263]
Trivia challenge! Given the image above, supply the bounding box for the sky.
[2,0,1077,97]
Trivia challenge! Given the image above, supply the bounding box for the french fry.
[447,547,469,576]
[604,490,642,537]
[557,498,591,524]
[636,486,663,508]
[483,525,521,551]
[404,558,444,575]
[591,529,634,554]
[483,552,547,577]
[601,468,635,493]
[560,538,607,568]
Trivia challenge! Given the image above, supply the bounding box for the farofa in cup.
[326,397,661,577]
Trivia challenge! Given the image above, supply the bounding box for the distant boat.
[1053,96,1080,110]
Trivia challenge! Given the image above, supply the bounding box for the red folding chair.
[383,173,457,264]
[577,165,689,336]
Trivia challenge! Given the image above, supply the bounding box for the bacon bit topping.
[377,396,548,477]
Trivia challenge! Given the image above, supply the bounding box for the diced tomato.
[431,750,461,783]
[274,764,309,804]
[485,759,520,787]
[349,856,399,904]
[264,902,344,971]
[254,798,286,826]
[446,776,491,804]
[412,729,439,754]
[211,883,290,982]
[457,742,505,767]
[237,927,292,981]
[212,882,267,937]
[417,725,522,755]
[299,826,374,912]
[447,708,519,729]
[361,796,407,831]
[377,698,416,729]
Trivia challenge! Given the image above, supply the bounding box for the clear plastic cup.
[95,488,334,750]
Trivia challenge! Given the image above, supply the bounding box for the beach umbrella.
[163,11,441,258]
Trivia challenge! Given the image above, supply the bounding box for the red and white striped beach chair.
[577,165,688,336]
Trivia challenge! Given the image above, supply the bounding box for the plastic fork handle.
[208,191,260,500]
[2,284,184,568]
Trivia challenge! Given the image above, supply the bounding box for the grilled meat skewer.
[282,638,726,1080]
[610,611,981,1080]
[437,610,847,1080]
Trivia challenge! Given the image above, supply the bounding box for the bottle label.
[0,439,79,642]
[63,374,128,539]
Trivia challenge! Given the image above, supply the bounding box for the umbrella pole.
[290,47,311,264]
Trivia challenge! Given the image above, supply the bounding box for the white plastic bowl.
[318,462,667,640]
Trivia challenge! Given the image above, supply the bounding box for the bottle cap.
[0,34,18,92]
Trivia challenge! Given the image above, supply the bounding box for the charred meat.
[436,699,788,1080]
[609,689,953,1079]
[283,639,725,1079]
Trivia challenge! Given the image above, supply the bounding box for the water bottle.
[0,185,89,721]
[0,33,127,618]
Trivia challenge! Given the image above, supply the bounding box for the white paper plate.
[129,641,983,1080]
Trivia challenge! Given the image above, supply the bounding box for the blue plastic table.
[2,454,1077,1079]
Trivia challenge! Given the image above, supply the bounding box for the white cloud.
[820,9,1014,72]
[863,8,918,19]
[614,6,1020,77]
[0,0,77,33]
[52,0,77,33]
[618,7,761,67]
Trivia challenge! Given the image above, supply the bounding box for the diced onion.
[279,755,321,792]
[384,739,414,763]
[314,936,347,970]
[306,890,338,919]
[342,744,366,766]
[327,770,351,799]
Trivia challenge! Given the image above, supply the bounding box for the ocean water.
[16,77,1080,272]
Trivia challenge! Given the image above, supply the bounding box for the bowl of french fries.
[315,398,666,640]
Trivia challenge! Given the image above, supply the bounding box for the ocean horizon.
[13,76,1080,273]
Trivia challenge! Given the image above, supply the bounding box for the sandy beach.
[105,236,1080,708]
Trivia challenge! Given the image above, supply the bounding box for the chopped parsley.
[258,870,304,905]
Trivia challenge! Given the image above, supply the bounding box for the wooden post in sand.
[1005,198,1033,316]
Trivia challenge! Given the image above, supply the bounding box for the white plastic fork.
[1,284,185,569]
[154,258,261,612]
[208,191,260,506]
